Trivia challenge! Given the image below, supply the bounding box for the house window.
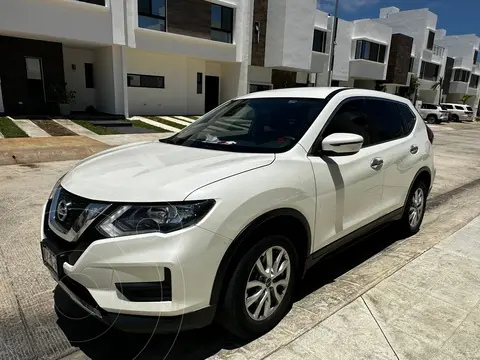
[469,74,479,88]
[197,72,203,94]
[84,63,94,89]
[138,0,166,32]
[211,4,234,43]
[453,69,470,82]
[409,57,414,72]
[420,61,439,81]
[474,50,478,65]
[312,30,327,53]
[355,40,386,63]
[127,74,165,88]
[249,84,272,93]
[426,30,435,50]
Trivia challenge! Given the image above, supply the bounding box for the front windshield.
[161,97,326,153]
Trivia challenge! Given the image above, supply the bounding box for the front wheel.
[217,235,298,339]
[398,181,427,236]
[426,115,437,124]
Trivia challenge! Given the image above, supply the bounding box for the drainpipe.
[326,0,340,87]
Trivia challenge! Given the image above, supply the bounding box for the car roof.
[236,87,411,103]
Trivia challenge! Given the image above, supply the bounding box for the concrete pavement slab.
[11,119,50,138]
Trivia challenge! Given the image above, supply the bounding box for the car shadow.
[55,223,406,360]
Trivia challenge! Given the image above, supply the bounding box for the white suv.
[418,103,449,124]
[41,88,435,339]
[441,103,474,121]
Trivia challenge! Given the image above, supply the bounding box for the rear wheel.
[217,234,298,339]
[398,181,427,236]
[426,115,437,124]
[451,114,459,122]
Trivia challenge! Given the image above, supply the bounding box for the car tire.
[217,234,298,339]
[398,180,428,236]
[451,114,459,122]
[426,115,437,124]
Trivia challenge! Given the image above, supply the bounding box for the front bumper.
[41,202,230,332]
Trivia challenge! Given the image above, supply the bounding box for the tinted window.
[397,103,417,135]
[444,104,453,109]
[466,106,473,111]
[322,99,371,147]
[162,98,327,153]
[313,30,327,53]
[454,105,464,110]
[427,30,435,50]
[364,99,405,144]
[84,63,94,89]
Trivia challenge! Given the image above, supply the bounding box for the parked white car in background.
[441,103,474,121]
[418,103,449,124]
[40,88,435,339]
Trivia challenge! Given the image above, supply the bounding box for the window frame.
[138,0,166,32]
[474,49,478,65]
[312,29,327,53]
[127,73,165,89]
[354,40,387,63]
[470,74,479,88]
[420,61,440,81]
[309,96,417,156]
[197,72,203,94]
[409,57,415,72]
[453,69,470,83]
[211,4,234,44]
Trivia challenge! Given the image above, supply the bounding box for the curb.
[0,136,110,166]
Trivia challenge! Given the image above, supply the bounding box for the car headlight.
[96,200,216,237]
[48,174,66,200]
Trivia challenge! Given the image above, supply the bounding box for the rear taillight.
[426,125,434,144]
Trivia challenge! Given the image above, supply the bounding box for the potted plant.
[51,83,76,116]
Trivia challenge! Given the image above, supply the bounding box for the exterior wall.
[353,80,376,90]
[167,0,211,40]
[449,81,469,95]
[332,18,354,81]
[63,47,96,112]
[311,10,329,74]
[248,66,272,85]
[95,46,126,115]
[264,0,315,71]
[0,0,116,45]
[251,0,268,67]
[386,34,414,85]
[446,93,463,104]
[272,70,298,89]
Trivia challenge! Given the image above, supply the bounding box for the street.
[0,122,479,360]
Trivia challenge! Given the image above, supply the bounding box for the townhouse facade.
[435,31,480,111]
[374,7,448,105]
[0,1,477,117]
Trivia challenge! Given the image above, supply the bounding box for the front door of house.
[25,57,46,114]
[205,76,220,113]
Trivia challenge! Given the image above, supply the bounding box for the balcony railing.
[432,44,445,57]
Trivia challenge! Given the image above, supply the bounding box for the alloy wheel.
[244,246,291,321]
[408,188,424,228]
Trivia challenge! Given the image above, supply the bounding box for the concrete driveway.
[0,122,479,360]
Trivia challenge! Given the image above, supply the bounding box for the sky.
[316,0,479,36]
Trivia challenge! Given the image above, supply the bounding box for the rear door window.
[397,103,417,135]
[466,106,473,111]
[363,99,405,145]
[454,105,464,110]
[444,104,454,109]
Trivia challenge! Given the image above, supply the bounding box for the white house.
[375,6,447,104]
[435,31,480,110]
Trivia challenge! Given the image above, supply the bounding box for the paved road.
[0,122,479,360]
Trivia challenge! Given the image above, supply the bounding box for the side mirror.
[321,133,364,156]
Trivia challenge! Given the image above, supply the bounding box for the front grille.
[53,188,90,232]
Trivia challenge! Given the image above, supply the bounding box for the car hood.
[61,141,274,202]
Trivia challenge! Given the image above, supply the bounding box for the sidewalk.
[263,215,480,360]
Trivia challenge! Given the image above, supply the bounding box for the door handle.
[370,158,384,171]
[410,145,419,154]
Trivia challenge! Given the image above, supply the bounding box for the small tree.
[430,77,443,104]
[406,75,420,100]
[461,94,473,105]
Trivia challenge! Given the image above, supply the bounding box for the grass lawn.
[72,120,120,135]
[32,120,77,136]
[130,120,168,132]
[0,117,29,138]
[145,116,185,129]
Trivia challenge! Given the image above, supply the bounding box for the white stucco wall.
[95,46,126,115]
[63,47,96,112]
[248,66,272,85]
[0,0,116,45]
[264,0,315,71]
[331,18,354,81]
[436,33,480,73]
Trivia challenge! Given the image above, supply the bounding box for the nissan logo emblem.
[56,200,69,222]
